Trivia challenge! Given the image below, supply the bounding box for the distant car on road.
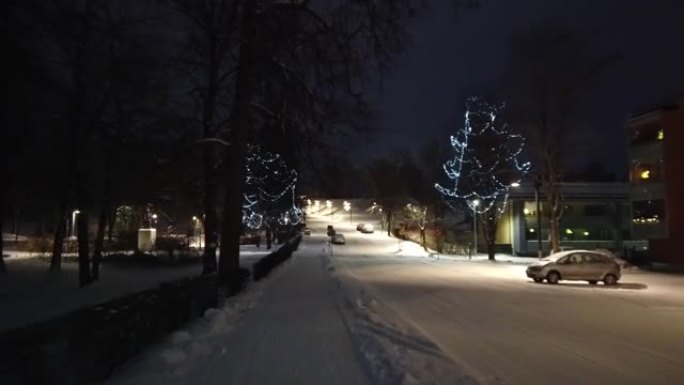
[331,233,346,245]
[526,250,621,285]
[359,224,374,233]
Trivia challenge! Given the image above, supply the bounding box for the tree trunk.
[107,207,115,242]
[549,212,561,253]
[482,215,498,261]
[92,152,112,281]
[266,226,272,249]
[218,1,257,284]
[546,182,563,253]
[12,207,19,244]
[420,227,427,252]
[386,210,392,236]
[543,150,563,254]
[50,205,67,271]
[202,200,218,274]
[77,211,91,287]
[202,150,219,275]
[200,21,222,275]
[92,204,107,280]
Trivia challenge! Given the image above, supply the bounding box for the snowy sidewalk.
[108,241,371,385]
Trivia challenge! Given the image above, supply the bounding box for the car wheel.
[533,278,544,283]
[603,274,618,286]
[588,280,598,285]
[546,271,560,284]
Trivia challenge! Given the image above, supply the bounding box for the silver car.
[526,250,621,285]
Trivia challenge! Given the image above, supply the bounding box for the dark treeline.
[2,0,459,282]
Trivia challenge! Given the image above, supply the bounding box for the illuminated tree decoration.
[435,96,530,217]
[243,145,302,229]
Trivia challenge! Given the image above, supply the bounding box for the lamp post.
[343,201,351,224]
[192,216,202,249]
[534,180,543,259]
[472,199,480,255]
[71,210,80,238]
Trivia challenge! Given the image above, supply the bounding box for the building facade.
[627,101,684,262]
[495,183,633,256]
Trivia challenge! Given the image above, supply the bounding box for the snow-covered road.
[104,206,684,385]
[327,215,684,385]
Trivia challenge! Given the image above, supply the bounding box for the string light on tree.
[242,145,301,229]
[435,96,530,260]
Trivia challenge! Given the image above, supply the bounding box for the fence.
[0,274,217,385]
[252,234,302,281]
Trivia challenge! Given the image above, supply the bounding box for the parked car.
[526,250,621,285]
[331,233,346,245]
[594,248,631,269]
[360,224,374,233]
[303,228,312,235]
[356,223,365,231]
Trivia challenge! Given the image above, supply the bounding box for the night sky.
[356,0,684,179]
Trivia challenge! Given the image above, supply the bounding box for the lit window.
[657,129,664,140]
[640,170,650,180]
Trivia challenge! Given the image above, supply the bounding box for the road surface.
[310,206,684,385]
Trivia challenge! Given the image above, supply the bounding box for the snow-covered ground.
[325,213,684,385]
[0,245,270,333]
[103,205,684,385]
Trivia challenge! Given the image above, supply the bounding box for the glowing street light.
[343,201,352,224]
[71,209,80,238]
[192,216,203,249]
[472,199,480,254]
[510,182,521,187]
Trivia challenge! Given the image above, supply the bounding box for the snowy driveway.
[325,218,684,385]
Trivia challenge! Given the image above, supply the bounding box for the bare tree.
[166,0,241,275]
[506,26,617,253]
[215,1,431,283]
[404,202,428,251]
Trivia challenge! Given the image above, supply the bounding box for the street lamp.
[192,216,202,249]
[343,201,352,224]
[472,199,480,255]
[71,209,80,238]
[151,213,158,229]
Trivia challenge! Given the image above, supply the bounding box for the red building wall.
[661,105,684,262]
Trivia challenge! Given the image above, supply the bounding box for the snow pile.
[329,256,480,385]
[106,280,265,384]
